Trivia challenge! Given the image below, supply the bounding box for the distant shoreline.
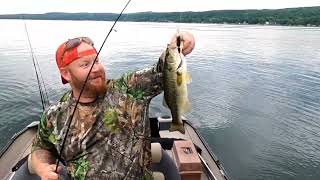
[0,6,319,27]
[1,19,319,28]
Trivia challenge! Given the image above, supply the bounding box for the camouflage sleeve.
[31,111,56,153]
[113,52,165,100]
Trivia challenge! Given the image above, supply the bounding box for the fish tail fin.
[169,123,185,134]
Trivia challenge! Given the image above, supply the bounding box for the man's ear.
[60,67,71,82]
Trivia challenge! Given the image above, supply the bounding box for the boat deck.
[0,118,229,180]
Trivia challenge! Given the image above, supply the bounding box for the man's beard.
[70,71,107,97]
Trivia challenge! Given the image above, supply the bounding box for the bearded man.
[30,32,195,180]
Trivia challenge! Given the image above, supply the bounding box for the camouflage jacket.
[32,58,164,180]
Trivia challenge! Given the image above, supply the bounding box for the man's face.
[66,54,106,97]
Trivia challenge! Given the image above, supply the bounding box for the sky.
[2,0,320,14]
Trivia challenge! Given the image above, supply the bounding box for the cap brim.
[61,76,68,84]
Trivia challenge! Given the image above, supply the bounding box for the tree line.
[0,6,319,26]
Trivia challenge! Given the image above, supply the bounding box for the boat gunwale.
[183,119,230,180]
[0,121,39,158]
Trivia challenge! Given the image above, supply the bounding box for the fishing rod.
[55,0,132,171]
[34,55,49,106]
[23,18,49,110]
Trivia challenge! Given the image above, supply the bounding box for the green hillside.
[0,6,319,26]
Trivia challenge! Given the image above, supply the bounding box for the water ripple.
[1,20,320,180]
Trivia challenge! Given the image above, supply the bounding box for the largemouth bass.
[163,43,191,134]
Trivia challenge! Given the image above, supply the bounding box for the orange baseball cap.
[55,37,97,84]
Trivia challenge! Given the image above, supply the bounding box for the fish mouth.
[176,58,183,70]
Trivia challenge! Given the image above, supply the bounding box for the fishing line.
[22,18,49,110]
[13,17,51,176]
[34,55,49,106]
[55,0,132,171]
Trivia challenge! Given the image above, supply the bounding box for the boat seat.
[153,171,165,180]
[151,142,181,180]
[151,142,162,163]
[151,143,165,179]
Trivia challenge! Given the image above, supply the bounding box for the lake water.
[0,20,320,180]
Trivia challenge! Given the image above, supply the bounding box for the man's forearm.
[31,149,56,174]
[32,149,56,163]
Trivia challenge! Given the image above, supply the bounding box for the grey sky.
[2,0,320,14]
